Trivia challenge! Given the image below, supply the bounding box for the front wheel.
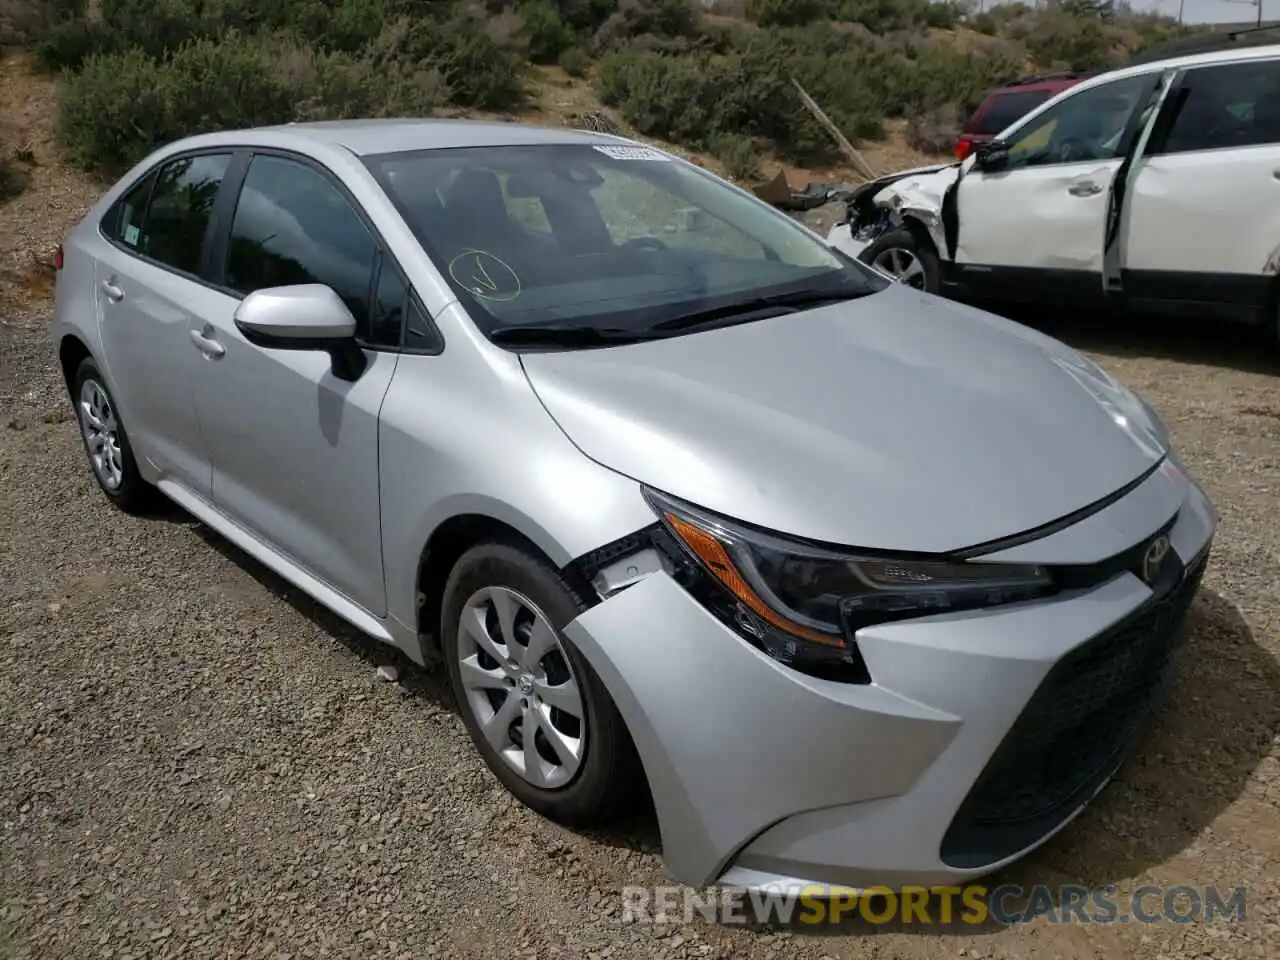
[863,228,941,294]
[441,541,642,826]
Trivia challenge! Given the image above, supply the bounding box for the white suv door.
[951,71,1163,301]
[1119,54,1280,321]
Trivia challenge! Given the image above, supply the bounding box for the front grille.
[940,548,1209,869]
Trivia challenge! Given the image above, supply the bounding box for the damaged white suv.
[827,42,1280,336]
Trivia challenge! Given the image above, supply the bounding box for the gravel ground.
[2,53,1279,960]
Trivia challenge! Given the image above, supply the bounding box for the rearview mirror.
[975,140,1010,172]
[233,284,367,381]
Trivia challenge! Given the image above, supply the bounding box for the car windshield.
[364,142,886,339]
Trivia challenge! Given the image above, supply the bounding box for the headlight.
[645,488,1056,681]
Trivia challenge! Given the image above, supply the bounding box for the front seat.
[443,169,516,254]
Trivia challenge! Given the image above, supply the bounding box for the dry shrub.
[906,103,961,155]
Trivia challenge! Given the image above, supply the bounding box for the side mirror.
[233,284,367,381]
[975,141,1011,172]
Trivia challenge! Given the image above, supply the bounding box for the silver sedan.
[52,120,1216,894]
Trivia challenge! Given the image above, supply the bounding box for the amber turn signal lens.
[664,512,845,648]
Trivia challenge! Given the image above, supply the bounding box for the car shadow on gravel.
[185,521,666,844]
[189,526,457,715]
[757,586,1280,938]
[981,301,1280,377]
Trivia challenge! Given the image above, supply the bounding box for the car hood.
[519,285,1167,553]
[851,162,957,203]
[868,165,960,217]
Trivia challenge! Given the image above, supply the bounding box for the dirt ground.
[2,55,1279,960]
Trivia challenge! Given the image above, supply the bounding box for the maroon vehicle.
[954,72,1091,160]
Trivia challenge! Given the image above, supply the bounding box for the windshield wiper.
[488,324,661,346]
[648,287,871,333]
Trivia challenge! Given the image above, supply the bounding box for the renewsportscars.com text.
[620,884,1248,926]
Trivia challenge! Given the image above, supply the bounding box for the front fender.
[378,310,657,641]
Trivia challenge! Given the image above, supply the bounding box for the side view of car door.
[949,70,1163,302]
[91,153,234,499]
[182,151,408,623]
[1119,54,1280,322]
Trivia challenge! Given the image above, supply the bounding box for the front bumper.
[562,459,1216,892]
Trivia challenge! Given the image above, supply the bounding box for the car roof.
[990,74,1088,96]
[1074,40,1280,92]
[990,41,1280,141]
[209,118,630,157]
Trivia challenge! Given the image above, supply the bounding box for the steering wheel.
[619,236,669,255]
[617,234,708,296]
[1054,138,1091,163]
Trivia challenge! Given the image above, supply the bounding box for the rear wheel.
[864,228,941,294]
[441,541,642,825]
[71,357,155,513]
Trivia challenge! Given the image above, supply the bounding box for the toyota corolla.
[52,120,1216,893]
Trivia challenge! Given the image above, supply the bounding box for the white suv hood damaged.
[825,163,960,256]
[869,165,958,216]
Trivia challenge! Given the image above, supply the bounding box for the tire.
[862,228,942,294]
[441,541,642,826]
[71,357,156,514]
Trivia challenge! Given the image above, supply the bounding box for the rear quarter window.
[102,172,157,249]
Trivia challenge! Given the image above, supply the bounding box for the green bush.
[1021,12,1120,71]
[596,21,1029,163]
[0,0,85,46]
[558,44,591,76]
[706,133,758,180]
[748,0,946,32]
[748,0,828,28]
[35,0,417,72]
[56,32,448,173]
[922,1,960,29]
[0,147,31,201]
[906,102,959,154]
[546,0,618,33]
[592,0,701,52]
[972,12,997,35]
[34,14,104,70]
[519,0,577,63]
[369,12,527,109]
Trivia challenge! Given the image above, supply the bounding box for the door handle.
[1273,169,1280,181]
[100,279,124,302]
[1068,181,1103,197]
[189,328,226,360]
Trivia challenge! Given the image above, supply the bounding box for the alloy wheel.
[872,247,927,288]
[78,379,124,490]
[456,586,585,789]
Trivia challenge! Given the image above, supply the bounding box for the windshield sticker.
[592,145,672,162]
[448,249,522,302]
[123,224,140,247]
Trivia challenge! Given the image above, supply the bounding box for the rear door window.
[1150,58,1280,154]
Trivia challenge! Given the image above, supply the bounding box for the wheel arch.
[900,212,944,259]
[58,333,93,394]
[413,511,594,657]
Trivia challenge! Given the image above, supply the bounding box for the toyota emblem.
[1141,535,1171,585]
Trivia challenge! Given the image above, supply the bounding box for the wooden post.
[789,77,878,182]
